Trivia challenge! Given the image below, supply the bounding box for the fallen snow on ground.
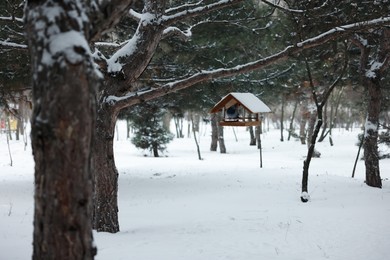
[0,121,389,260]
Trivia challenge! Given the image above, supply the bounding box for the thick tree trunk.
[93,104,120,233]
[357,29,390,188]
[210,113,218,151]
[363,79,382,188]
[26,1,97,259]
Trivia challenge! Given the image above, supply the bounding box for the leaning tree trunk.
[301,107,323,202]
[26,1,98,258]
[93,103,120,233]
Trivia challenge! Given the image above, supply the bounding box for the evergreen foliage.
[127,102,174,157]
[0,0,30,102]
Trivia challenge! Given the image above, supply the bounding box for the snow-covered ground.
[0,120,389,260]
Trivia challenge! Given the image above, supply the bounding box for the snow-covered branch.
[162,0,243,26]
[0,16,24,23]
[297,17,390,48]
[162,26,191,41]
[106,16,390,110]
[165,1,204,15]
[260,0,304,14]
[0,40,27,49]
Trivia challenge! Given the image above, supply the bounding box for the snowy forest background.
[1,0,390,259]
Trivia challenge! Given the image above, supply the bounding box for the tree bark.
[356,28,390,188]
[363,78,382,188]
[217,113,226,153]
[92,104,120,233]
[26,1,98,258]
[210,113,218,151]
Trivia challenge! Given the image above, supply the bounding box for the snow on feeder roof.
[210,92,271,127]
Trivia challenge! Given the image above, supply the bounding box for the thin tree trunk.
[301,52,347,202]
[153,144,159,157]
[255,124,262,167]
[301,108,323,202]
[191,116,202,160]
[352,133,364,178]
[318,102,328,142]
[287,100,298,141]
[280,95,285,142]
[307,109,321,158]
[6,113,12,141]
[249,126,256,145]
[217,113,226,153]
[210,113,218,151]
[299,101,308,145]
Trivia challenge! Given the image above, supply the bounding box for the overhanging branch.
[108,16,390,110]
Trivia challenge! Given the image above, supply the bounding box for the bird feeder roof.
[210,92,271,114]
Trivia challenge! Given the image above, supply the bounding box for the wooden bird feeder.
[210,92,271,127]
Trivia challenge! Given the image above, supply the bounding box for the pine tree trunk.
[363,79,382,188]
[357,29,390,188]
[210,113,218,151]
[26,2,97,259]
[93,105,120,233]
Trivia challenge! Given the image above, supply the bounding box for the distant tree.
[128,102,174,157]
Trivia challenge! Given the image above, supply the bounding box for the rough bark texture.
[93,104,120,233]
[26,1,98,258]
[92,1,166,232]
[363,78,382,188]
[357,28,390,188]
